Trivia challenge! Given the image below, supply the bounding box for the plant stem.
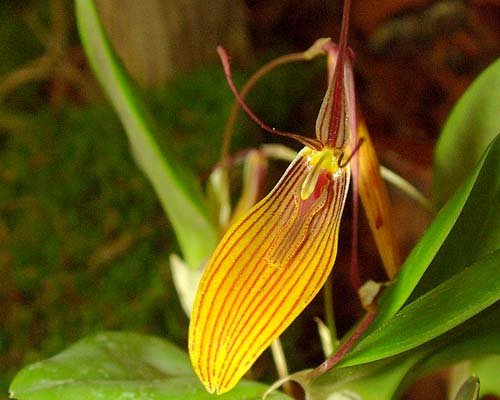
[270,338,293,396]
[309,309,377,378]
[323,276,338,345]
[380,165,434,213]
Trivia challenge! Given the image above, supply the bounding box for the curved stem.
[270,338,292,396]
[218,47,322,151]
[220,52,309,164]
[380,165,434,214]
[218,37,333,165]
[323,275,338,345]
[310,309,377,378]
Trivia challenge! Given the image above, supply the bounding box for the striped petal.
[189,146,350,394]
[357,119,400,278]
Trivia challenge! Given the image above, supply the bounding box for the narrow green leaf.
[364,134,500,333]
[433,57,500,207]
[408,132,500,301]
[396,304,500,398]
[308,354,424,400]
[301,62,500,400]
[340,249,500,366]
[303,130,500,399]
[308,304,500,400]
[74,0,218,268]
[9,332,290,400]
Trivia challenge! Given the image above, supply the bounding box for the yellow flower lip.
[308,147,343,174]
[189,0,357,393]
[189,147,350,394]
[301,147,343,200]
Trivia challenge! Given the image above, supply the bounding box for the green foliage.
[468,356,500,396]
[75,0,219,269]
[0,101,186,394]
[302,56,500,398]
[305,135,500,399]
[433,57,500,207]
[357,130,500,334]
[9,332,290,400]
[306,303,500,399]
[341,248,500,365]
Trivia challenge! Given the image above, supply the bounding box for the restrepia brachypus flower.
[189,0,358,394]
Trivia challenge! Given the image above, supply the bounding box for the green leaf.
[302,135,500,398]
[74,0,218,268]
[339,249,500,366]
[408,134,500,301]
[367,133,500,331]
[308,304,500,400]
[395,303,500,398]
[9,332,290,400]
[433,57,500,208]
[300,72,500,400]
[308,354,424,400]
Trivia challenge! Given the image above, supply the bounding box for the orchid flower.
[188,0,395,394]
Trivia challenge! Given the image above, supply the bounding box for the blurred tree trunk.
[95,0,252,87]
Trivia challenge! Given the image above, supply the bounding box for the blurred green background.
[0,0,319,395]
[1,0,498,398]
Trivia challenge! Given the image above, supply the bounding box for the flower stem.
[309,309,377,378]
[380,165,434,213]
[270,338,293,396]
[323,275,338,345]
